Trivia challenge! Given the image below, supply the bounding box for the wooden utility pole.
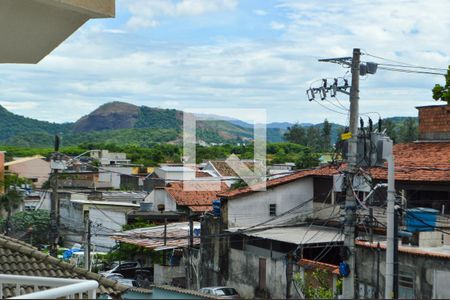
[342,48,361,299]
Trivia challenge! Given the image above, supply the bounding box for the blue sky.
[0,0,449,124]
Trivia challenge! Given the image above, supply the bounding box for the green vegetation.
[432,66,450,105]
[293,270,342,299]
[0,210,51,246]
[0,174,29,235]
[379,117,418,143]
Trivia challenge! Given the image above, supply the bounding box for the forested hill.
[0,102,417,148]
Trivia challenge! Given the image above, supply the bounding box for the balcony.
[0,274,98,299]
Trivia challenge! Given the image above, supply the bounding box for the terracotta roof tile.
[356,240,450,259]
[0,235,128,298]
[165,181,228,212]
[209,160,256,177]
[298,258,340,275]
[218,169,318,199]
[218,142,450,199]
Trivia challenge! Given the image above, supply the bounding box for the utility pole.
[49,135,60,258]
[188,213,194,289]
[342,48,361,299]
[84,209,91,270]
[385,155,395,299]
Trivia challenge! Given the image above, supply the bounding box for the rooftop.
[208,160,257,177]
[0,234,127,298]
[298,258,340,275]
[4,155,46,166]
[231,225,344,245]
[356,240,450,259]
[165,181,228,212]
[112,222,200,251]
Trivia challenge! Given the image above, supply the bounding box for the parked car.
[105,273,124,280]
[117,278,140,288]
[100,261,153,282]
[199,287,240,299]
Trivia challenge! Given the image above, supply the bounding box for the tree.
[381,119,398,143]
[0,174,27,235]
[398,117,418,143]
[321,119,332,152]
[284,123,307,145]
[295,148,320,169]
[0,210,51,246]
[432,66,450,105]
[306,126,321,152]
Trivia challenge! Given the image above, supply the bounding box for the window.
[399,271,415,299]
[269,204,277,216]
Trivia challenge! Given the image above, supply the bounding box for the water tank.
[212,199,221,217]
[139,202,153,212]
[405,208,438,232]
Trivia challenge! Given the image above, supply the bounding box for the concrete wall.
[7,158,50,188]
[226,248,299,299]
[151,287,206,299]
[147,189,177,212]
[227,177,314,228]
[59,199,128,251]
[99,166,132,189]
[356,245,450,299]
[154,263,186,285]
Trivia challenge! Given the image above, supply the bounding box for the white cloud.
[270,21,285,30]
[0,0,448,125]
[253,9,267,16]
[126,0,238,29]
[0,101,37,111]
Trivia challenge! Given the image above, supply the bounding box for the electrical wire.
[362,51,448,71]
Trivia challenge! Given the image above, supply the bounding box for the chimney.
[417,105,450,141]
[0,151,4,194]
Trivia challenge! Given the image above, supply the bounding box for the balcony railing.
[0,274,98,299]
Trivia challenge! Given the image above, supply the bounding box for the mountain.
[0,105,72,141]
[0,102,264,147]
[0,101,417,148]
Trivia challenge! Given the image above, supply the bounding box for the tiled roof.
[316,142,450,182]
[298,258,340,275]
[165,181,228,212]
[218,142,450,199]
[4,155,46,166]
[209,160,256,177]
[112,222,200,251]
[356,240,450,259]
[196,171,212,177]
[218,169,317,199]
[0,235,128,298]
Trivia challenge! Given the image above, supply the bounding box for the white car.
[199,287,240,299]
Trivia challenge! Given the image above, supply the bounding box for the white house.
[60,198,139,251]
[154,166,196,181]
[218,170,317,228]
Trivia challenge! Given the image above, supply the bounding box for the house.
[90,150,137,189]
[144,181,228,215]
[267,162,296,176]
[203,159,263,186]
[0,234,133,299]
[4,156,50,188]
[112,222,201,287]
[218,169,318,228]
[356,240,450,299]
[60,198,139,251]
[197,213,344,299]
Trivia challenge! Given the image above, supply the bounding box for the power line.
[362,51,448,71]
[377,66,446,76]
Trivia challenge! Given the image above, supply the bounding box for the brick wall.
[417,105,450,140]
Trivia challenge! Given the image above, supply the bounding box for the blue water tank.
[212,199,221,217]
[405,208,439,232]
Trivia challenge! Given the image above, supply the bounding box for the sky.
[0,0,449,125]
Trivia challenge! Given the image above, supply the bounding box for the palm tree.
[0,174,25,236]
